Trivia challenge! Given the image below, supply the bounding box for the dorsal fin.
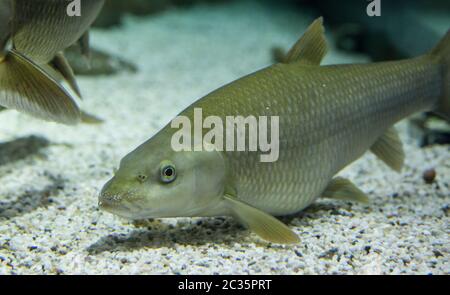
[284,17,328,65]
[370,127,405,172]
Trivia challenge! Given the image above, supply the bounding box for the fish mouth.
[98,196,142,220]
[98,182,140,219]
[99,205,125,219]
[98,183,152,219]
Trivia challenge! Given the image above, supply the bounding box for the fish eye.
[160,162,176,184]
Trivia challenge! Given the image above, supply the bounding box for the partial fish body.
[0,0,104,124]
[99,18,450,243]
[12,0,104,64]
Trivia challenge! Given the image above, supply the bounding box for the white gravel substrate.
[0,1,448,275]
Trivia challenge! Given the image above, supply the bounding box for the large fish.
[0,0,104,124]
[99,18,450,243]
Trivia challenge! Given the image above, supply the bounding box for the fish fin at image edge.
[0,49,80,124]
[430,29,450,121]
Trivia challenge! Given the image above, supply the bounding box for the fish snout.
[98,196,116,212]
[98,178,124,210]
[98,178,142,219]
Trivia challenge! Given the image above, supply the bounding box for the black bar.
[0,275,446,294]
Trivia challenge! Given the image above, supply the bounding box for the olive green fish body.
[175,56,441,216]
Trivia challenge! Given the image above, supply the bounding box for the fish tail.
[0,49,81,124]
[430,30,450,120]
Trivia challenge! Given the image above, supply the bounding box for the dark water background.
[95,0,450,61]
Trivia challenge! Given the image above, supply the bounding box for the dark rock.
[423,169,437,184]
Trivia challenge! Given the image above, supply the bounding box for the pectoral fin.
[322,177,369,203]
[0,50,80,124]
[50,52,82,98]
[370,127,405,172]
[284,17,328,65]
[224,195,300,244]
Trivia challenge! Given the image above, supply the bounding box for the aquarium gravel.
[0,2,448,275]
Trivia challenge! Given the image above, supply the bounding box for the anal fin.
[224,195,300,244]
[370,127,405,172]
[322,177,369,203]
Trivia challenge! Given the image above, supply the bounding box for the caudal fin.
[430,30,450,120]
[0,50,81,124]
